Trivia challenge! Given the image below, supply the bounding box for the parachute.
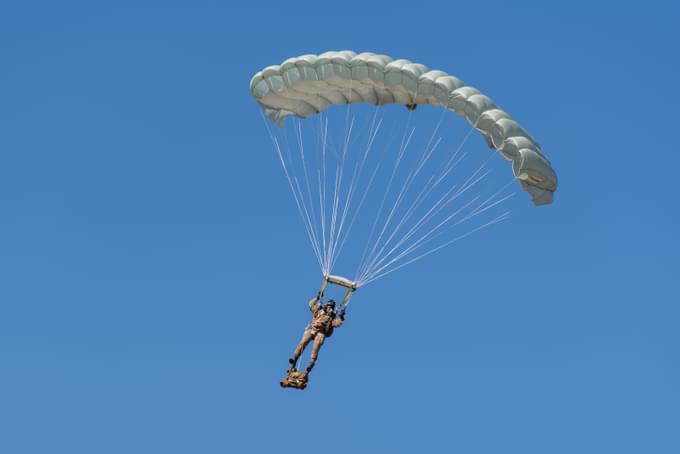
[250,51,558,289]
[250,50,557,205]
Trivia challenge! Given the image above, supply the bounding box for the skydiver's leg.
[291,329,314,366]
[306,333,326,373]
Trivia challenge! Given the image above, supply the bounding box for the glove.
[337,307,346,321]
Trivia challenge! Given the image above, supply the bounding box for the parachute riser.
[319,274,357,311]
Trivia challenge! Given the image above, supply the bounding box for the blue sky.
[1,1,678,453]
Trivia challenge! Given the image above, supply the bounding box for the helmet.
[324,299,336,310]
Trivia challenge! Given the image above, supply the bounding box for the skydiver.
[288,293,345,377]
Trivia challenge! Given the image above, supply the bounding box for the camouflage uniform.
[291,296,344,373]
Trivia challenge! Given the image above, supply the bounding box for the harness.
[318,274,357,315]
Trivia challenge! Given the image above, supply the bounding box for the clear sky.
[1,1,678,453]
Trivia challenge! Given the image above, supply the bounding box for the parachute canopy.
[250,50,557,205]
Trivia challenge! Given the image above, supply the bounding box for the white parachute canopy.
[251,50,558,287]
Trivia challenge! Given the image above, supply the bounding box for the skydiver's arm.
[308,294,321,313]
[333,307,346,327]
